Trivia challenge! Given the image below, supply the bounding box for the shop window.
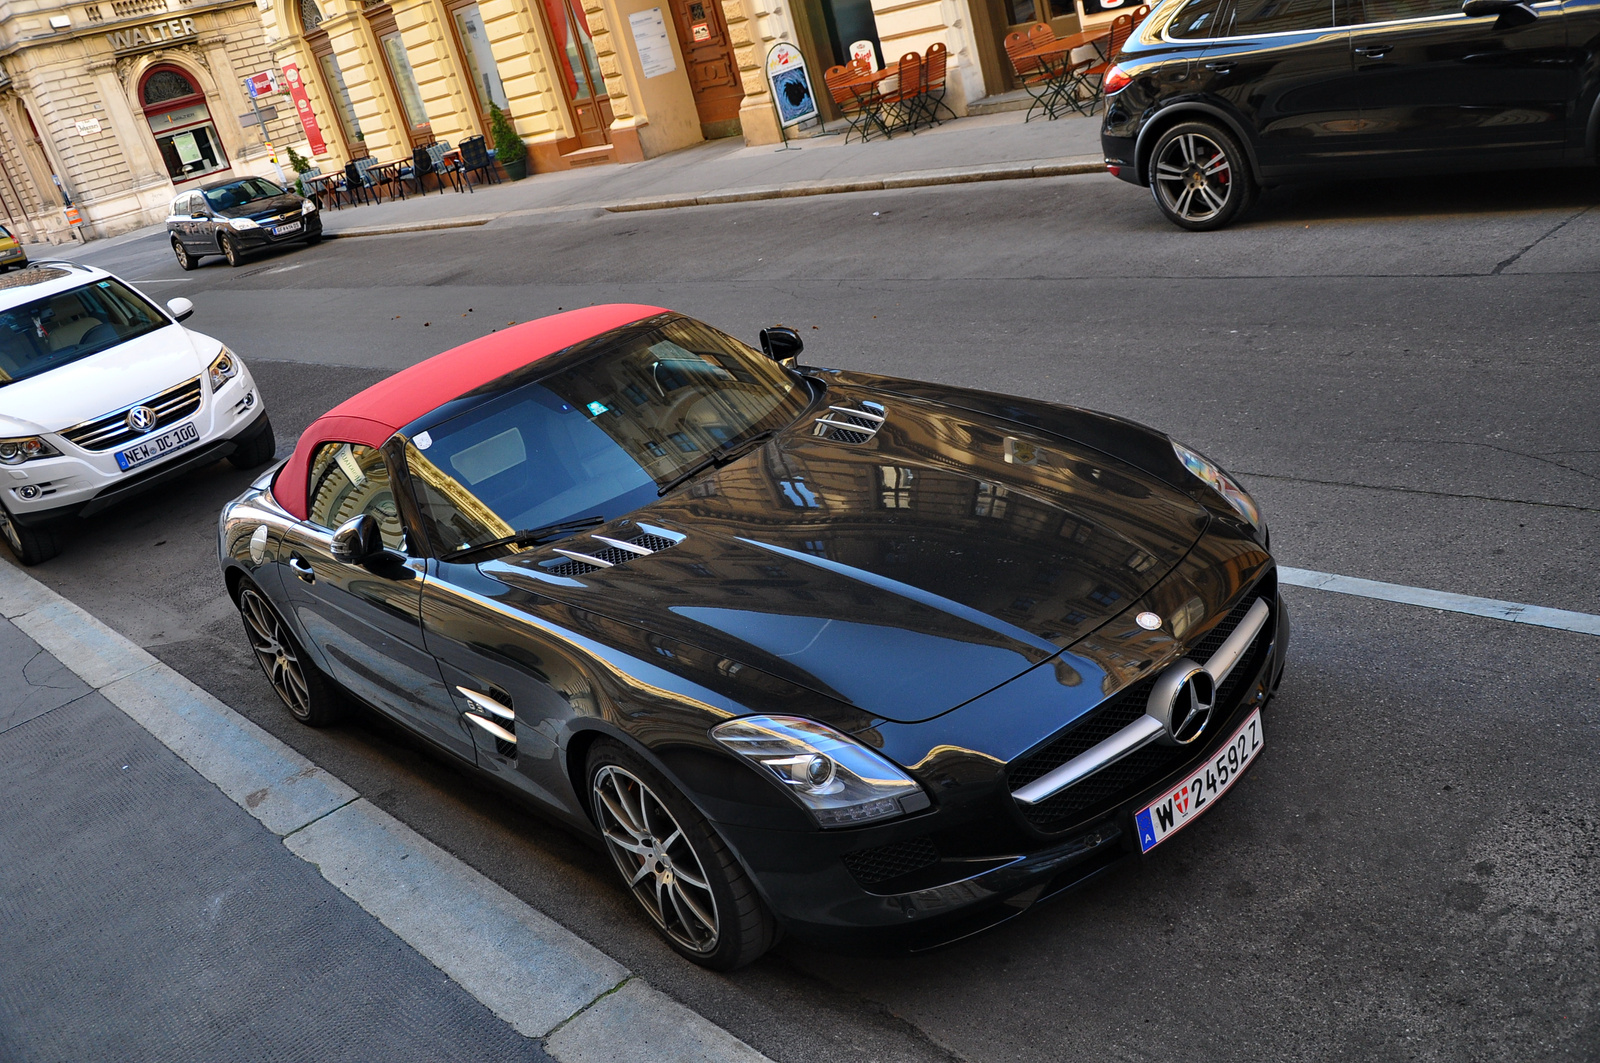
[140,64,229,184]
[299,0,324,31]
[318,52,365,145]
[452,3,510,115]
[380,32,432,132]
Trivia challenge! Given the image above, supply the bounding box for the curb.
[604,156,1106,212]
[0,560,773,1063]
[324,216,495,239]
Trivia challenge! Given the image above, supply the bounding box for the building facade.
[0,0,309,242]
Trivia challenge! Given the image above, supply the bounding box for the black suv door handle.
[1203,60,1235,74]
[1354,44,1391,58]
[289,556,315,583]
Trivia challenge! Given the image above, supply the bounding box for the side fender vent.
[539,523,684,577]
[813,401,886,444]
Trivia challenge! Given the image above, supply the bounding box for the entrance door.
[542,0,614,148]
[668,0,745,138]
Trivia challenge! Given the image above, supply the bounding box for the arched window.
[141,68,200,107]
[299,0,324,32]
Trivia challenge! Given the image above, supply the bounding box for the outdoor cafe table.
[1015,27,1112,115]
[301,171,340,206]
[367,159,409,199]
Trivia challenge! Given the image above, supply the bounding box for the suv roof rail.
[28,259,93,270]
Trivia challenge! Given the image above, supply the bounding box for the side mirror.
[759,326,804,367]
[167,297,194,323]
[1461,0,1537,24]
[331,513,385,565]
[191,211,209,219]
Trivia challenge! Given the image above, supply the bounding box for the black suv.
[1101,0,1600,228]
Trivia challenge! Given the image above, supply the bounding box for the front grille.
[60,377,203,452]
[1009,573,1275,831]
[841,838,940,886]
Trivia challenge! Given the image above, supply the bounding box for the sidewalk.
[0,561,769,1063]
[26,110,1106,255]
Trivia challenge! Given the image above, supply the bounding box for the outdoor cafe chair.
[880,52,926,134]
[427,142,469,193]
[403,145,443,196]
[1005,29,1061,122]
[341,160,373,206]
[353,156,386,203]
[1074,13,1135,115]
[824,61,887,143]
[459,136,500,186]
[916,42,955,127]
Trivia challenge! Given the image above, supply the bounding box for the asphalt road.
[14,169,1599,1062]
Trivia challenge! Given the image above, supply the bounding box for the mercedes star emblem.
[1135,611,1162,630]
[1147,659,1217,746]
[126,405,156,433]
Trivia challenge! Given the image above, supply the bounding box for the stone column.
[88,59,170,185]
[721,0,780,145]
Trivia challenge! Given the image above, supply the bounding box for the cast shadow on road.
[1237,166,1599,227]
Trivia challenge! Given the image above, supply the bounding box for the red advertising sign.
[245,70,279,98]
[280,63,328,156]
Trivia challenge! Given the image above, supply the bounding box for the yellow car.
[0,224,26,272]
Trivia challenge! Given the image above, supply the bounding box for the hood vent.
[539,524,683,577]
[813,401,886,444]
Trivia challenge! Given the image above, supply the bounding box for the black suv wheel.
[1148,121,1256,231]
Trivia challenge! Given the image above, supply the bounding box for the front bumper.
[3,367,267,526]
[715,592,1289,953]
[234,213,321,249]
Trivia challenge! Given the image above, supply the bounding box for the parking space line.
[1279,567,1600,636]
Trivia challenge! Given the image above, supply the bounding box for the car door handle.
[1354,44,1391,58]
[288,556,315,583]
[1203,61,1235,74]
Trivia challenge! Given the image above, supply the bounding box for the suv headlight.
[207,346,239,392]
[228,217,259,231]
[711,715,929,828]
[1172,440,1261,530]
[0,436,60,465]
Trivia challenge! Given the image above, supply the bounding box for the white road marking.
[1279,567,1600,636]
[263,264,303,274]
[126,277,190,283]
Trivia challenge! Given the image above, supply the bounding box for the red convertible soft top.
[272,303,666,519]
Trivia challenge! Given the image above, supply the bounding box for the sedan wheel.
[1150,121,1256,231]
[172,237,198,271]
[589,741,778,969]
[237,584,343,726]
[222,233,244,267]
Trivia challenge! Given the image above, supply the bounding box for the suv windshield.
[405,316,811,556]
[0,278,170,387]
[204,177,284,212]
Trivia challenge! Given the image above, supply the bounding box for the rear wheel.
[172,237,198,271]
[588,739,778,970]
[222,233,245,267]
[1149,121,1256,231]
[0,506,61,566]
[237,583,345,726]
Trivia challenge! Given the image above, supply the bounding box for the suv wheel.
[227,416,276,469]
[172,237,198,271]
[0,505,61,566]
[1149,121,1256,231]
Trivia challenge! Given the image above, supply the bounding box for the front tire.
[172,237,198,271]
[588,740,778,970]
[237,583,345,726]
[227,416,276,469]
[1149,121,1256,231]
[222,233,245,267]
[0,506,61,566]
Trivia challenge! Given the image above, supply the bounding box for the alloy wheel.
[593,764,721,954]
[223,235,242,267]
[0,508,20,553]
[1153,131,1234,225]
[239,587,311,719]
[172,239,195,271]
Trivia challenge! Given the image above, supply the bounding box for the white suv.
[0,262,272,564]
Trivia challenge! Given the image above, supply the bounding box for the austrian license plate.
[272,221,302,236]
[1134,709,1263,853]
[116,421,199,471]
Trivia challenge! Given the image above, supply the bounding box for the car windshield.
[204,177,284,212]
[405,317,811,557]
[0,278,170,387]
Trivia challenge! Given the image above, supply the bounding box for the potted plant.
[489,104,528,180]
[286,145,314,198]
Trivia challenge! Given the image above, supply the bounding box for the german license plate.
[116,421,199,470]
[1135,709,1263,853]
[272,221,302,236]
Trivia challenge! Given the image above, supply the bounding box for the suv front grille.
[1008,571,1275,831]
[60,377,203,452]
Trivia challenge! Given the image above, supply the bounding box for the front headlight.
[228,217,259,231]
[301,199,317,216]
[711,715,929,828]
[0,436,60,465]
[208,346,239,392]
[1171,440,1261,530]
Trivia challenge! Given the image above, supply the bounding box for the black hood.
[482,383,1209,723]
[227,193,304,221]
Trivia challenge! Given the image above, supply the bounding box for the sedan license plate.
[116,421,199,471]
[1135,709,1263,853]
[271,221,302,236]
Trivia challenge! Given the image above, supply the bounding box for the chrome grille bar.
[60,377,203,451]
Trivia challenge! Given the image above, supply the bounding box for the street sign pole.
[245,79,287,185]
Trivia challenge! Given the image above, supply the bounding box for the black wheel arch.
[1134,101,1262,186]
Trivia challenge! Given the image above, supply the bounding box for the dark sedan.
[218,305,1289,968]
[166,176,322,269]
[1101,0,1600,228]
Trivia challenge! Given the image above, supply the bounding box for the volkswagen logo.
[126,405,157,433]
[1146,659,1217,746]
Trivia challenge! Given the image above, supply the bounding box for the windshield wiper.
[657,430,778,496]
[442,515,605,563]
